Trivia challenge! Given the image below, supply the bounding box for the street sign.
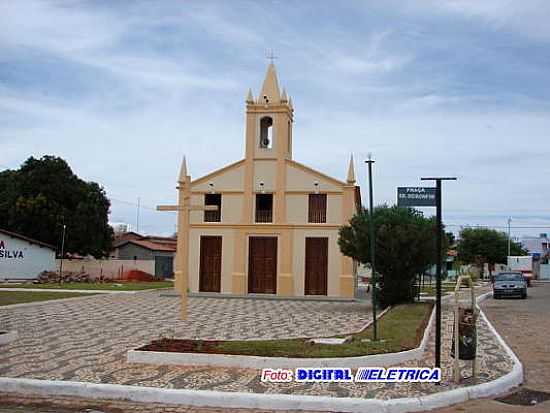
[397,187,436,207]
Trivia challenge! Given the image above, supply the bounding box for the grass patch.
[140,302,433,358]
[0,291,98,306]
[0,281,173,291]
[420,283,471,295]
[420,286,457,295]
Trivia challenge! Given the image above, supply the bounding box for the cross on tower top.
[266,49,278,64]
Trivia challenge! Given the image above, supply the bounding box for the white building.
[0,229,56,281]
[521,234,550,256]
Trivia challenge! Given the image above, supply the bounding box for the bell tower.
[244,63,294,161]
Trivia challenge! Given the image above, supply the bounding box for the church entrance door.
[199,236,222,292]
[305,237,328,295]
[248,237,277,294]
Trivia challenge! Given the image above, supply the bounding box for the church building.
[175,63,361,298]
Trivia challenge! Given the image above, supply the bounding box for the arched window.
[259,116,273,149]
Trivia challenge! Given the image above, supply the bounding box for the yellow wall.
[327,194,344,224]
[286,163,342,192]
[253,160,277,192]
[191,163,244,192]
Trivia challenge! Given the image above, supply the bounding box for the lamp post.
[365,153,378,341]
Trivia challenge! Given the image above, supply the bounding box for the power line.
[446,224,550,229]
[109,197,157,211]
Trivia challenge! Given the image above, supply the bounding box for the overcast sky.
[1,1,549,238]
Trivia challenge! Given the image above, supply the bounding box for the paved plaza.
[1,291,372,341]
[0,287,514,402]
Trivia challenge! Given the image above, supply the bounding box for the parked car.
[493,272,527,299]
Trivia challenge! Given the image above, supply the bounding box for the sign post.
[420,177,456,371]
[397,179,456,371]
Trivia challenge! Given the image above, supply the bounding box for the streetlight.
[365,153,378,341]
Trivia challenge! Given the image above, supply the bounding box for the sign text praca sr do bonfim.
[397,179,457,372]
[397,187,436,208]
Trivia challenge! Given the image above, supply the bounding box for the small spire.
[178,156,188,182]
[288,96,293,109]
[246,88,254,104]
[347,154,356,184]
[281,88,288,103]
[260,63,281,105]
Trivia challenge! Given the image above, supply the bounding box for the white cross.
[266,49,278,64]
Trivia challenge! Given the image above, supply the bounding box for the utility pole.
[58,223,66,284]
[421,176,457,370]
[136,197,141,233]
[507,217,512,258]
[365,153,378,341]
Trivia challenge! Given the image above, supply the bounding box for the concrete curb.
[127,305,431,369]
[0,331,17,345]
[0,293,111,309]
[0,287,164,294]
[0,289,523,412]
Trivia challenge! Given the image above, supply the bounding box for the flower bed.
[136,302,433,358]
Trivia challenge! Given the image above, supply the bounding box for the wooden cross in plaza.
[157,157,218,320]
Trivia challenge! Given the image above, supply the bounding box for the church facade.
[176,63,360,298]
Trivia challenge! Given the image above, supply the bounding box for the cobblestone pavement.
[0,291,372,341]
[422,281,550,413]
[0,286,513,403]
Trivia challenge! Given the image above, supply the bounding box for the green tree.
[338,205,446,307]
[457,227,527,278]
[0,156,113,257]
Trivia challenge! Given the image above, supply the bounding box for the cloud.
[329,30,413,74]
[331,54,412,75]
[407,0,550,42]
[1,0,549,236]
[0,1,123,54]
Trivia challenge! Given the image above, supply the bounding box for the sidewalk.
[422,281,550,412]
[0,287,518,411]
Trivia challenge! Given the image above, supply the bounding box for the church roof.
[259,63,281,104]
[178,156,188,182]
[347,154,356,184]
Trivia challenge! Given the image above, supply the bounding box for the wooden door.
[248,237,277,294]
[199,236,222,292]
[305,237,328,295]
